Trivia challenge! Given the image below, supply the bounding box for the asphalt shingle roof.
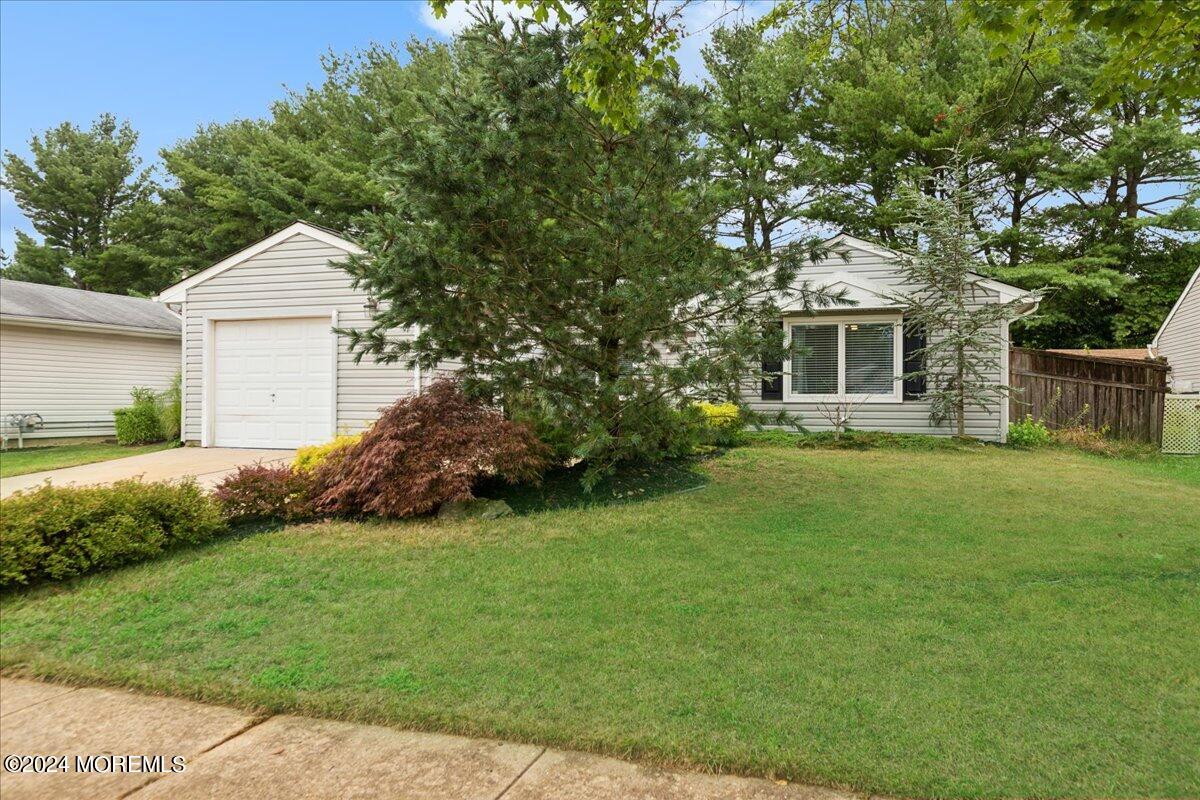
[0,279,180,334]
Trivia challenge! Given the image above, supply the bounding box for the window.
[790,324,837,394]
[785,317,901,401]
[845,322,894,393]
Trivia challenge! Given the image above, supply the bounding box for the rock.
[437,498,514,521]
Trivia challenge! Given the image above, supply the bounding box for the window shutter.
[902,324,926,400]
[762,323,783,400]
[762,358,783,400]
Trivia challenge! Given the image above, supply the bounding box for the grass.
[2,445,1197,798]
[0,441,178,478]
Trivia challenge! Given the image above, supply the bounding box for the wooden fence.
[1009,348,1169,444]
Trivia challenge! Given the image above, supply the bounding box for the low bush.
[314,380,549,518]
[213,464,317,523]
[293,434,363,474]
[794,430,978,451]
[113,386,166,445]
[696,401,745,447]
[1007,415,1052,448]
[159,372,182,442]
[0,479,226,589]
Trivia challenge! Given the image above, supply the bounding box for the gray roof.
[0,279,180,334]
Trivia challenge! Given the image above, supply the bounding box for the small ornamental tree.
[313,380,548,518]
[342,16,834,479]
[893,157,1036,437]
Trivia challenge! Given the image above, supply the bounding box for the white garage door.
[213,317,333,448]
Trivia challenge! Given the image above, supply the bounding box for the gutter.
[0,314,181,340]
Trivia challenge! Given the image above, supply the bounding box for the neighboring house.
[747,234,1037,441]
[0,279,181,442]
[1151,263,1200,394]
[158,222,1036,448]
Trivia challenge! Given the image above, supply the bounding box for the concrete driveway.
[1,447,294,498]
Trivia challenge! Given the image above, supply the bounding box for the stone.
[437,498,514,521]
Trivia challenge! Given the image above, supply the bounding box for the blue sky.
[0,0,755,255]
[0,1,438,253]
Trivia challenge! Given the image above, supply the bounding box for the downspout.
[413,324,423,394]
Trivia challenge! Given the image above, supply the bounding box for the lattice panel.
[1162,395,1200,455]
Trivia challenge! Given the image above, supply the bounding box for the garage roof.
[0,278,181,335]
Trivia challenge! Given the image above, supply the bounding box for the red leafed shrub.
[313,380,548,518]
[213,464,316,523]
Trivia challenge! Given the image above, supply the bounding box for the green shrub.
[696,401,746,447]
[793,430,975,450]
[158,372,182,442]
[113,386,166,445]
[292,434,362,473]
[0,479,226,588]
[1007,415,1052,448]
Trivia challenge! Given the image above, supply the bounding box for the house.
[1150,263,1200,394]
[0,279,181,443]
[747,234,1038,441]
[156,222,428,449]
[157,222,1036,448]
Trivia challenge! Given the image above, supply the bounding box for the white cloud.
[418,0,778,84]
[672,0,774,83]
[419,1,571,37]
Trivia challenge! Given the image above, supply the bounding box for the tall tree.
[893,157,1033,437]
[1,114,165,294]
[702,21,826,259]
[968,0,1200,113]
[156,41,449,281]
[342,17,828,477]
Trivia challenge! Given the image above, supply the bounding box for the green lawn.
[0,441,177,478]
[2,445,1197,798]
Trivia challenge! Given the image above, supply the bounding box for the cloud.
[419,1,566,37]
[672,0,774,83]
[418,0,776,84]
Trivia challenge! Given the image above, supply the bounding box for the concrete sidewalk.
[0,447,294,499]
[0,678,861,800]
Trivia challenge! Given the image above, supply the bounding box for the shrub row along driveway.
[1,445,1197,798]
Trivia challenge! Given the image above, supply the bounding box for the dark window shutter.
[902,324,926,400]
[762,322,783,400]
[762,358,783,400]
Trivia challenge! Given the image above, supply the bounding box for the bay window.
[784,316,903,401]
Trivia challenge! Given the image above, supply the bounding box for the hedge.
[0,479,226,589]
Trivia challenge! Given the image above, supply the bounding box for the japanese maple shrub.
[213,464,317,524]
[314,380,548,518]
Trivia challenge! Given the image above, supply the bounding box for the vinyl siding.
[180,233,417,444]
[743,244,1008,441]
[1158,273,1200,393]
[0,322,180,440]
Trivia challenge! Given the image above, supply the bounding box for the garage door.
[213,317,333,448]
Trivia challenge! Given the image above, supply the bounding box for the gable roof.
[780,270,901,312]
[823,232,1035,305]
[0,278,180,337]
[155,221,365,303]
[1151,262,1200,347]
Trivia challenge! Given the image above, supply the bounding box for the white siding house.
[0,279,181,442]
[1152,264,1200,394]
[158,222,420,449]
[745,235,1038,441]
[159,223,1037,449]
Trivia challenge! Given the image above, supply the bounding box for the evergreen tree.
[1,114,166,294]
[156,41,450,281]
[894,156,1034,437]
[341,18,828,477]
